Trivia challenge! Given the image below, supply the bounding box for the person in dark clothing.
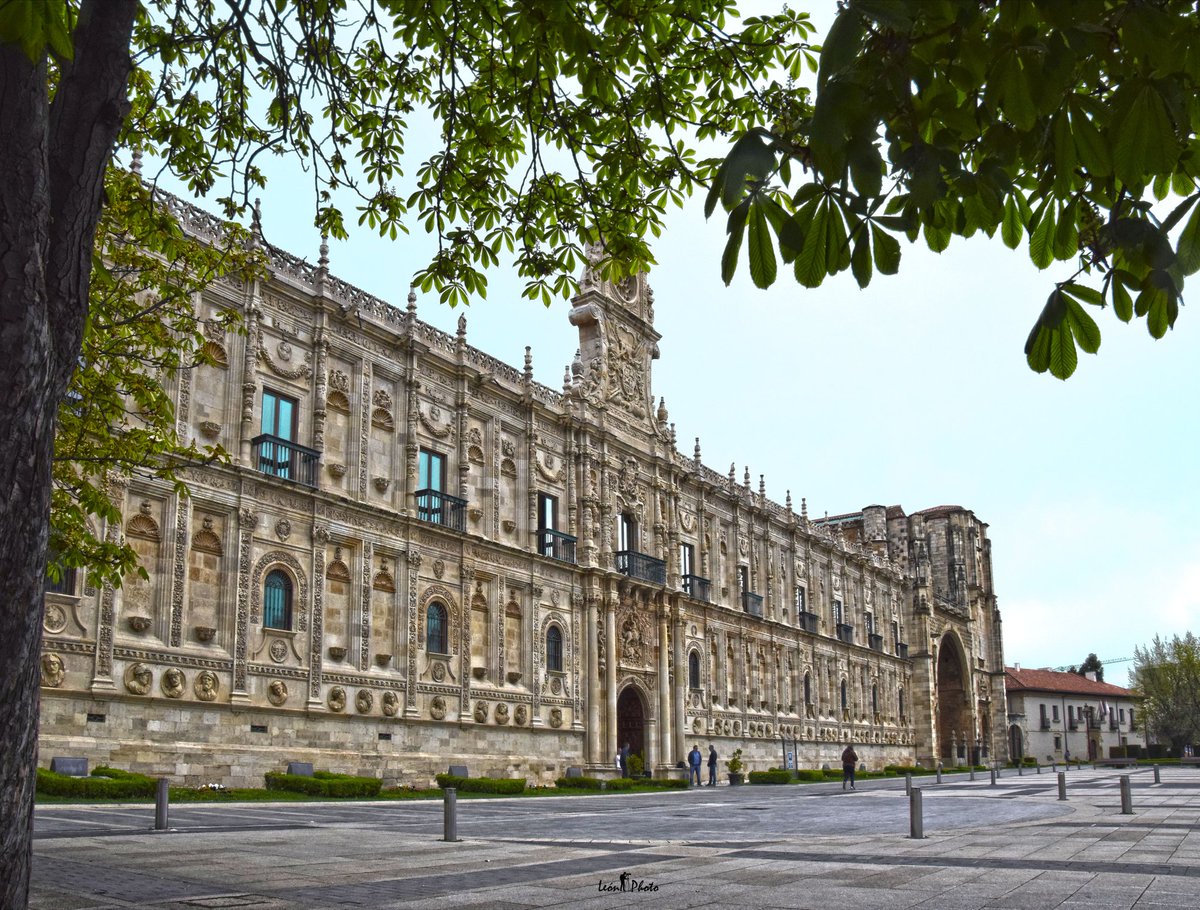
[687,745,702,785]
[706,745,718,785]
[842,744,859,790]
[619,742,630,777]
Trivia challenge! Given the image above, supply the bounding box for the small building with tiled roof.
[1004,666,1144,763]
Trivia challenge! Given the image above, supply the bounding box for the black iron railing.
[1040,718,1051,730]
[896,642,909,659]
[741,591,763,617]
[615,550,666,585]
[537,529,577,564]
[251,434,320,488]
[835,623,855,644]
[682,574,711,603]
[797,611,818,634]
[415,489,467,533]
[868,633,884,652]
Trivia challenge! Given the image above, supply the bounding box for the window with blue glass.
[259,390,298,479]
[688,651,701,689]
[426,601,448,654]
[546,624,563,672]
[417,449,448,525]
[263,569,293,630]
[840,679,848,711]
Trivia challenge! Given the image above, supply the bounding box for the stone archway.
[936,635,969,762]
[617,685,647,771]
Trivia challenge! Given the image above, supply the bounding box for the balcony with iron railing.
[682,574,711,603]
[868,633,884,653]
[741,591,763,617]
[896,642,909,659]
[252,434,320,488]
[1109,718,1119,730]
[1040,717,1052,730]
[1068,719,1079,731]
[835,623,854,645]
[537,529,577,564]
[797,611,818,634]
[415,489,467,533]
[616,550,666,585]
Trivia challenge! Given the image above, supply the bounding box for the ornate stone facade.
[37,203,1006,786]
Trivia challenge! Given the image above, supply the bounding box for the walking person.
[687,744,702,786]
[707,744,718,786]
[841,743,859,790]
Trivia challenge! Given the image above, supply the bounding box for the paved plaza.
[29,766,1200,909]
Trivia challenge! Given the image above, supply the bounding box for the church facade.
[38,197,1008,786]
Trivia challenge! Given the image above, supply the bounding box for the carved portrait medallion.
[161,667,186,699]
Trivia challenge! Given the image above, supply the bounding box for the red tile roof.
[1005,666,1135,698]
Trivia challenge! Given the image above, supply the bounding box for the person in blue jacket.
[687,744,702,785]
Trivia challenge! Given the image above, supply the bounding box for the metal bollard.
[1051,762,1056,773]
[1154,765,1161,784]
[1037,764,1042,775]
[936,763,942,784]
[905,773,912,796]
[909,787,924,839]
[995,764,1001,779]
[990,768,997,787]
[443,787,459,842]
[1018,763,1024,776]
[1058,771,1067,801]
[154,777,169,831]
[969,765,976,781]
[1120,775,1133,815]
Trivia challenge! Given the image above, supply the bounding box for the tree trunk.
[0,2,137,904]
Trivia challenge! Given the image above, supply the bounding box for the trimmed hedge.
[794,769,825,782]
[604,777,635,791]
[265,771,382,798]
[435,774,526,794]
[37,766,157,799]
[650,778,690,789]
[749,769,792,785]
[555,776,604,790]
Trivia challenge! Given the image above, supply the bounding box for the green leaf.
[746,200,778,289]
[851,228,872,288]
[719,130,776,210]
[818,9,863,88]
[794,201,829,288]
[1025,289,1076,379]
[721,200,750,286]
[870,223,900,275]
[1029,203,1056,269]
[1114,84,1180,185]
[1053,201,1079,261]
[1177,198,1200,276]
[1064,298,1101,354]
[1001,195,1023,249]
[1111,279,1133,323]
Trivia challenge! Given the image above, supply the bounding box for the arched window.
[263,570,293,630]
[546,624,563,672]
[840,679,848,711]
[899,687,906,719]
[872,683,879,714]
[688,651,701,689]
[804,673,812,705]
[426,601,448,654]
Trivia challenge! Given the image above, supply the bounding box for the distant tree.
[1075,653,1104,682]
[1131,634,1200,752]
[710,0,1200,380]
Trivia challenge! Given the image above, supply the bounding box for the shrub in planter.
[435,773,525,794]
[265,771,382,798]
[37,766,158,799]
[748,769,792,785]
[795,769,825,782]
[605,777,635,791]
[627,753,645,777]
[651,778,690,789]
[555,776,603,790]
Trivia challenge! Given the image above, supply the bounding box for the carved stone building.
[38,200,1007,785]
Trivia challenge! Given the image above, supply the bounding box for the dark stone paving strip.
[727,848,1200,878]
[1040,821,1200,831]
[275,850,686,906]
[34,822,315,841]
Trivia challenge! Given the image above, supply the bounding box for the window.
[418,449,446,493]
[898,687,905,718]
[688,651,701,689]
[737,565,749,595]
[426,602,449,654]
[46,565,77,596]
[872,683,878,714]
[618,514,638,552]
[680,542,695,578]
[1119,708,1126,723]
[538,493,559,557]
[865,612,875,636]
[1052,705,1060,722]
[1068,705,1075,722]
[832,598,843,626]
[546,625,563,672]
[1129,708,1136,728]
[1054,734,1062,751]
[795,586,806,613]
[263,570,293,630]
[891,620,900,651]
[804,674,812,705]
[261,389,297,442]
[839,679,848,711]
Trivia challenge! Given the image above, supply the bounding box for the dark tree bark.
[0,1,137,904]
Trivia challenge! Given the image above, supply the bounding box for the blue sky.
[152,3,1199,687]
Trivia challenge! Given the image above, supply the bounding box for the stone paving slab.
[30,766,1200,909]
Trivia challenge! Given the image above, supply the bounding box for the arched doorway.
[617,686,647,771]
[936,635,969,762]
[1008,724,1023,762]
